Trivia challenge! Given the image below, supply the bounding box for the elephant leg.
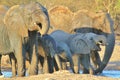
[81,54,94,74]
[80,54,89,74]
[61,62,67,70]
[43,56,49,73]
[38,56,44,74]
[15,39,27,77]
[15,47,26,77]
[43,56,53,73]
[91,51,102,69]
[29,44,38,75]
[72,54,80,74]
[9,53,17,77]
[54,54,62,70]
[47,56,54,73]
[0,55,2,75]
[53,57,59,71]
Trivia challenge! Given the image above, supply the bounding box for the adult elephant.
[1,2,50,77]
[49,7,115,74]
[0,5,9,77]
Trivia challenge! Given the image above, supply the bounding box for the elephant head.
[92,35,107,46]
[71,11,115,74]
[4,2,50,37]
[91,34,107,51]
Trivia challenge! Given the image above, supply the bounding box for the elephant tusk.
[34,22,37,25]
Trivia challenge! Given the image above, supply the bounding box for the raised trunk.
[95,33,115,73]
[95,13,115,74]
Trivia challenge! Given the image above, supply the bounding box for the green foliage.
[114,0,120,13]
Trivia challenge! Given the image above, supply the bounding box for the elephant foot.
[73,66,79,74]
[89,69,95,75]
[17,69,26,77]
[83,68,89,74]
[39,69,44,74]
[0,74,4,78]
[0,72,2,75]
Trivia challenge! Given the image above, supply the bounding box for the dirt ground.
[0,40,120,80]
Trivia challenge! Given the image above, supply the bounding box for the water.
[1,70,120,78]
[2,71,12,78]
[99,70,120,78]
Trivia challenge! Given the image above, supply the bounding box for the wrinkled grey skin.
[42,34,73,71]
[50,30,107,74]
[1,2,50,77]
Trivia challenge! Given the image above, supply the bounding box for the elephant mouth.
[33,22,42,31]
[36,22,42,29]
[97,40,108,46]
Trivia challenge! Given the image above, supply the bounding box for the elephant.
[25,33,73,73]
[34,34,55,74]
[8,34,54,76]
[41,34,73,71]
[72,12,115,74]
[50,30,107,74]
[67,32,107,74]
[49,7,115,74]
[0,5,9,77]
[0,2,50,77]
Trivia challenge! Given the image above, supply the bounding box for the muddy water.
[1,70,120,78]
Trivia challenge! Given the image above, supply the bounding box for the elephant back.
[72,10,93,32]
[50,30,71,42]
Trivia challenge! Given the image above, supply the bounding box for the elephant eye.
[36,22,42,29]
[99,40,103,44]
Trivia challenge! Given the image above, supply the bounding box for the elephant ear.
[4,5,28,37]
[48,5,73,33]
[68,35,91,54]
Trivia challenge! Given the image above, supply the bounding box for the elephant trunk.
[95,33,115,73]
[95,13,115,74]
[39,13,50,36]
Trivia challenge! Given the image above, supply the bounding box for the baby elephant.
[68,33,107,74]
[50,30,107,74]
[42,34,73,71]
